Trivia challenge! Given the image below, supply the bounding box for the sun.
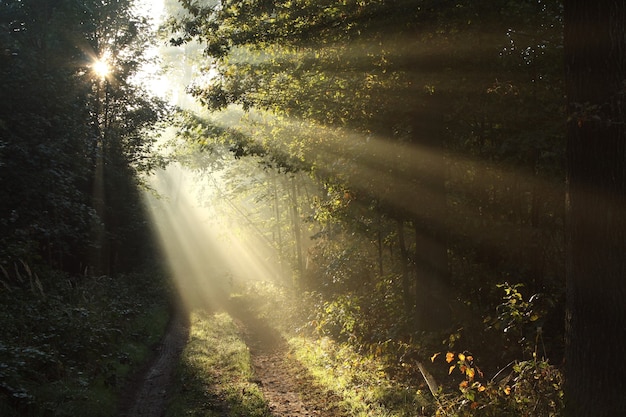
[92,58,110,79]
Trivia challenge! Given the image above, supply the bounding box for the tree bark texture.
[565,1,626,416]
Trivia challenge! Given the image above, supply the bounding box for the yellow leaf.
[449,365,455,375]
[446,352,455,363]
[431,352,440,362]
[466,367,475,381]
[504,386,511,395]
[458,353,466,362]
[478,385,486,392]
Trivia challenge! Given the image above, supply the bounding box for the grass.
[288,336,431,417]
[230,282,434,417]
[165,310,272,417]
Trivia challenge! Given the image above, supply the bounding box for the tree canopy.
[0,0,167,273]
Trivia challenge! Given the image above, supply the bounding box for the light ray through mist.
[202,105,562,249]
[142,162,282,311]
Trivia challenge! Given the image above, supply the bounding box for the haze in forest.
[3,1,625,415]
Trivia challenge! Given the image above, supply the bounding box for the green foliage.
[0,0,169,271]
[483,282,555,360]
[0,268,171,417]
[432,351,563,417]
[164,1,567,414]
[313,294,363,342]
[426,283,563,416]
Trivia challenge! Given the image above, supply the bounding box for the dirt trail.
[117,311,189,417]
[119,299,345,417]
[227,299,347,417]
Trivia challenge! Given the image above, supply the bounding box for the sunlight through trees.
[3,0,625,415]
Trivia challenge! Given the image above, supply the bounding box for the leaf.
[449,365,456,375]
[504,386,511,395]
[430,352,440,362]
[458,353,466,362]
[446,352,454,363]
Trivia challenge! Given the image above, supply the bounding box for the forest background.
[1,0,624,416]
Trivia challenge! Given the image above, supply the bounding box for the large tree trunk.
[410,88,450,331]
[397,219,413,316]
[290,176,304,285]
[564,1,626,415]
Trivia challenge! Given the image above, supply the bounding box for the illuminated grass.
[233,282,433,417]
[288,336,430,417]
[165,310,271,417]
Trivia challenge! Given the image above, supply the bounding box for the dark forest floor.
[117,310,189,417]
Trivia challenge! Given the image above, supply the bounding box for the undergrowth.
[234,281,434,416]
[232,280,564,417]
[165,310,271,417]
[289,336,432,416]
[0,265,171,417]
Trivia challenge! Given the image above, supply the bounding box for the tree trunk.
[414,218,450,331]
[397,219,412,316]
[564,1,626,415]
[272,172,285,281]
[290,176,304,285]
[377,224,384,276]
[409,87,450,331]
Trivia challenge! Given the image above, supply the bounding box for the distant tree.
[564,1,626,415]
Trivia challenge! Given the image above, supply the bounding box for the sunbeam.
[188,105,561,260]
[142,160,283,312]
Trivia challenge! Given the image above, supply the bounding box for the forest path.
[118,298,346,417]
[226,297,347,417]
[117,309,189,417]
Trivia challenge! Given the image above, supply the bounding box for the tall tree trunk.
[409,88,450,331]
[377,221,384,276]
[564,1,626,415]
[290,176,304,285]
[272,172,285,281]
[397,219,412,316]
[413,218,450,331]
